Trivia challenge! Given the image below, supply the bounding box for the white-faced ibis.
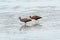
[19,17,32,27]
[29,15,42,23]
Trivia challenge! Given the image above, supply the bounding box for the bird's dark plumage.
[29,16,42,20]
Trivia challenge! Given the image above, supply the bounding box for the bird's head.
[29,16,31,18]
[19,17,21,19]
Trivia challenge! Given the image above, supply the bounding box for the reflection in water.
[19,25,31,31]
[32,23,41,26]
[19,24,42,31]
[32,23,42,29]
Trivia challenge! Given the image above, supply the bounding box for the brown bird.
[19,17,32,27]
[29,15,42,23]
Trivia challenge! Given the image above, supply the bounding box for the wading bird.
[19,17,32,27]
[29,15,42,23]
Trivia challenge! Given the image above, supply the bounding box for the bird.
[19,17,32,27]
[29,15,42,23]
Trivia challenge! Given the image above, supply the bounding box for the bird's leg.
[34,20,37,24]
[25,22,26,27]
[36,20,40,24]
[37,20,39,24]
[35,20,36,23]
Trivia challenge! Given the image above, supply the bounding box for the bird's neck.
[19,17,21,20]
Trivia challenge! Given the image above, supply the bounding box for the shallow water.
[0,0,60,40]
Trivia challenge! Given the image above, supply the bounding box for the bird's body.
[29,15,42,24]
[19,17,31,23]
[19,17,31,26]
[29,16,42,20]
